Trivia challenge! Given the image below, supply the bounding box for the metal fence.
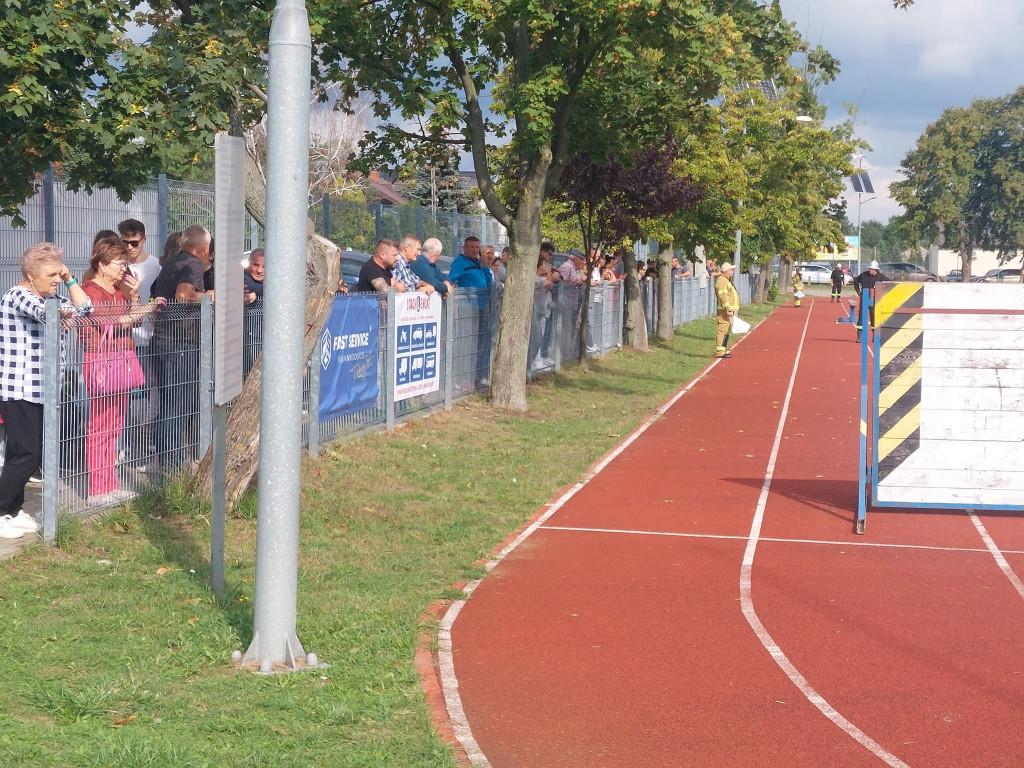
[29,273,753,532]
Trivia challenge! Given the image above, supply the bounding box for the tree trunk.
[656,239,674,342]
[490,195,544,412]
[189,234,340,505]
[622,250,649,350]
[778,261,791,299]
[577,268,593,370]
[754,265,769,303]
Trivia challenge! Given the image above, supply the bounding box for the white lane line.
[541,525,1024,556]
[740,303,912,768]
[436,330,749,766]
[968,512,1024,602]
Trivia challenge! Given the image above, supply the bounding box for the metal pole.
[321,193,330,239]
[199,295,214,460]
[308,355,320,457]
[43,165,56,243]
[374,202,382,242]
[553,282,563,371]
[857,190,863,275]
[443,294,454,410]
[157,173,168,251]
[211,404,227,592]
[385,289,396,431]
[243,0,315,673]
[42,297,60,544]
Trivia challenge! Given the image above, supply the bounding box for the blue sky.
[778,0,1024,225]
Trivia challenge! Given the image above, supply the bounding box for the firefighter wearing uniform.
[830,266,845,302]
[792,269,805,308]
[715,262,739,359]
[853,260,889,342]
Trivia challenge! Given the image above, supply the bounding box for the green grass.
[0,302,778,767]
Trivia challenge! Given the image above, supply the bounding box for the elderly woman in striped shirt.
[0,243,93,539]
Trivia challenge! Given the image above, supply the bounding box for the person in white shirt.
[118,219,162,471]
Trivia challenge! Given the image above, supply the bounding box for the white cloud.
[779,0,1024,223]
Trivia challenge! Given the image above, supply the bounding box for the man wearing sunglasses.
[118,219,162,472]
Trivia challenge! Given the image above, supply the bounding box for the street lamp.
[851,155,877,274]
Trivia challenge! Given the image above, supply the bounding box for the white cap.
[721,261,735,271]
[869,260,880,270]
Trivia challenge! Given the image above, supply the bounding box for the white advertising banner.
[393,292,442,402]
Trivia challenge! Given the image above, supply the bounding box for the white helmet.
[869,260,880,270]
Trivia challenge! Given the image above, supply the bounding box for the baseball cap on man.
[869,260,880,270]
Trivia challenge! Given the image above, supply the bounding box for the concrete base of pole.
[238,632,329,674]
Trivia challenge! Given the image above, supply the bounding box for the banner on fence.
[394,292,441,401]
[318,295,380,421]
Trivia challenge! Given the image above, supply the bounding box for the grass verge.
[0,301,778,767]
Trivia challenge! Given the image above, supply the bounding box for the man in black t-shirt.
[853,260,889,343]
[150,224,213,473]
[356,238,406,293]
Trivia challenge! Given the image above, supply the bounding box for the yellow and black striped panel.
[876,284,924,482]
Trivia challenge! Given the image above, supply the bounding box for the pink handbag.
[84,324,145,396]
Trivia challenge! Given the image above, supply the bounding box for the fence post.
[385,290,396,431]
[374,202,383,242]
[308,354,320,457]
[157,173,168,251]
[321,193,330,239]
[553,282,564,371]
[416,205,423,243]
[617,283,624,347]
[43,165,56,243]
[199,295,214,460]
[41,296,60,545]
[444,293,455,410]
[451,210,459,262]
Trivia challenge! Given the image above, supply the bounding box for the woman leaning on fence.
[0,243,93,539]
[79,237,165,505]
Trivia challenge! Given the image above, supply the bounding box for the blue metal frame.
[856,295,870,534]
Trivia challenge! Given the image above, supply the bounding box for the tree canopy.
[891,86,1024,275]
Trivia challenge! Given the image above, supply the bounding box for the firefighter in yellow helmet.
[792,267,805,308]
[715,261,739,359]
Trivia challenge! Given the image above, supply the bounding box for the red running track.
[438,297,1024,768]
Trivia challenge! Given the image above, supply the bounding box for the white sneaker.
[86,493,114,507]
[0,516,26,539]
[586,345,599,354]
[6,510,40,534]
[108,488,137,502]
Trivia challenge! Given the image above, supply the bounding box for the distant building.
[354,170,409,205]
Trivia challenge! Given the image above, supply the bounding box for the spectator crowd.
[1,223,718,539]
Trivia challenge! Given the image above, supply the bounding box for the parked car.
[970,268,1022,283]
[878,262,940,282]
[946,269,963,282]
[794,264,833,285]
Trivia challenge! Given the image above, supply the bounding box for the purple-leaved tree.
[557,139,703,359]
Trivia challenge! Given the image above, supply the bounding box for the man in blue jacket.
[410,237,451,297]
[448,236,493,296]
[448,236,495,388]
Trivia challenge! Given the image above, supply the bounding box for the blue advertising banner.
[318,295,380,422]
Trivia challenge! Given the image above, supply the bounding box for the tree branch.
[389,126,468,145]
[446,40,512,226]
[243,77,268,105]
